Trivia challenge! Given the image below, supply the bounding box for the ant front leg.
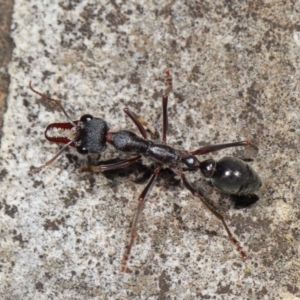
[121,167,161,273]
[124,69,172,142]
[30,142,73,174]
[81,155,142,172]
[190,140,257,156]
[172,168,247,259]
[126,110,159,140]
[124,108,148,139]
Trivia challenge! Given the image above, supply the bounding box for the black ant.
[29,70,261,272]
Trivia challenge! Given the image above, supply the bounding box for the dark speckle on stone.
[4,201,18,218]
[35,281,44,292]
[43,217,65,231]
[158,271,171,300]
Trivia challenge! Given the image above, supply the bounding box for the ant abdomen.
[201,157,261,195]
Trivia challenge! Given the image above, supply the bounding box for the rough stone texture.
[1,1,300,299]
[0,0,14,140]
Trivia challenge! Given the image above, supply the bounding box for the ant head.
[29,82,110,155]
[45,114,109,155]
[29,82,110,174]
[75,115,109,154]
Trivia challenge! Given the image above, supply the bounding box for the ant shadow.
[67,152,259,214]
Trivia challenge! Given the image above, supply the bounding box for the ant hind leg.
[81,155,142,172]
[171,167,247,260]
[121,167,160,272]
[190,141,258,156]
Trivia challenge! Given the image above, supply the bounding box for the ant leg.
[121,167,160,273]
[30,141,73,175]
[29,82,76,126]
[190,141,258,156]
[123,69,172,142]
[162,69,172,143]
[129,111,159,140]
[171,168,247,259]
[124,108,148,139]
[81,155,142,172]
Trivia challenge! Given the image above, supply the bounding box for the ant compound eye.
[80,114,94,122]
[76,145,89,154]
[182,156,199,168]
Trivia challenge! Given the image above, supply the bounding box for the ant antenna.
[29,81,77,127]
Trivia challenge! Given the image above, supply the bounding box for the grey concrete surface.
[0,1,299,299]
[0,0,14,140]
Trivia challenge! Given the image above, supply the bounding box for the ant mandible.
[29,70,261,272]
